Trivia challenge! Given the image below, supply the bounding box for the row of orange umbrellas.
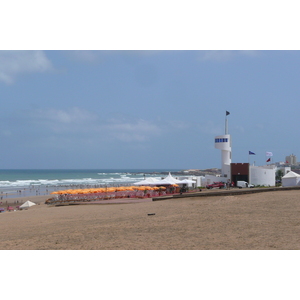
[50,185,173,195]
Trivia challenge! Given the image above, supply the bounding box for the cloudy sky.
[1,50,300,169]
[1,1,300,170]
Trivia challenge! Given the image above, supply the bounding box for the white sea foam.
[0,172,164,189]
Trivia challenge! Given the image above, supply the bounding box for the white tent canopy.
[282,171,300,187]
[20,201,36,209]
[134,173,194,186]
[133,177,160,186]
[162,173,183,184]
[147,173,183,185]
[282,171,300,178]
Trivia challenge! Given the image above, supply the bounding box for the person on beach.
[226,180,231,190]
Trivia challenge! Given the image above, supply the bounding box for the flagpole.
[249,151,256,165]
[225,111,230,134]
[266,151,267,165]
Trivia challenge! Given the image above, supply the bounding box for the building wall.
[276,166,291,175]
[286,154,297,165]
[231,163,249,185]
[215,134,231,178]
[282,177,300,187]
[250,165,276,186]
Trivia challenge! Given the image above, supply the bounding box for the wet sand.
[1,190,300,250]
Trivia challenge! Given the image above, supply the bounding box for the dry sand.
[1,190,300,250]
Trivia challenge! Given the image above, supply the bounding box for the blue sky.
[1,50,300,169]
[1,1,300,169]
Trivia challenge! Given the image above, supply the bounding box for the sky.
[1,50,300,169]
[1,1,300,170]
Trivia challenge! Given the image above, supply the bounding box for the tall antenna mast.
[225,111,230,134]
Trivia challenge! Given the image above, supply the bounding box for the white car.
[237,181,254,188]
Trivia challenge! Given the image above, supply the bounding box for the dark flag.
[249,151,256,155]
[266,158,271,162]
[226,111,230,116]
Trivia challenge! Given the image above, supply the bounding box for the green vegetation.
[276,169,284,181]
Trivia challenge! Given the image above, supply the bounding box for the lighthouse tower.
[214,112,231,179]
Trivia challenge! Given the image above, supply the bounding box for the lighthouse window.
[215,138,228,143]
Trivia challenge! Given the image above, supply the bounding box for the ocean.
[0,169,180,199]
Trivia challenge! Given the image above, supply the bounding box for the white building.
[214,135,231,179]
[276,166,291,176]
[285,154,297,165]
[250,165,276,186]
[212,112,276,187]
[214,115,232,179]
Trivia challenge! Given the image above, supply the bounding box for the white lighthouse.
[214,112,231,178]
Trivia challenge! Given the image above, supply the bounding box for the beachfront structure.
[282,171,300,187]
[215,112,232,179]
[230,163,276,186]
[276,166,291,176]
[249,165,276,186]
[286,154,297,165]
[212,112,277,186]
[215,135,231,178]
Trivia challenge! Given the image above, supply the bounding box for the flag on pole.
[266,158,271,162]
[266,152,273,156]
[226,111,230,116]
[249,151,255,155]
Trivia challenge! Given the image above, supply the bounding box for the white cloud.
[31,107,98,134]
[198,120,223,135]
[43,107,97,124]
[31,108,161,142]
[0,50,53,84]
[103,119,161,142]
[166,120,190,130]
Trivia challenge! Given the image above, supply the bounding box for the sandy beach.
[0,189,300,250]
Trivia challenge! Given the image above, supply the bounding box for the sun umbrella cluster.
[51,185,167,195]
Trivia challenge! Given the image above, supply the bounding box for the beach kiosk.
[281,171,300,187]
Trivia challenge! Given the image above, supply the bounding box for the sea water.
[0,169,179,199]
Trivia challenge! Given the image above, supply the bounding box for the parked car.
[237,181,254,188]
[206,182,225,189]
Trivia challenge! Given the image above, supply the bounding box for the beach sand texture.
[0,190,300,250]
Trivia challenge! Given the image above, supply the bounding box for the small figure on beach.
[226,180,231,190]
